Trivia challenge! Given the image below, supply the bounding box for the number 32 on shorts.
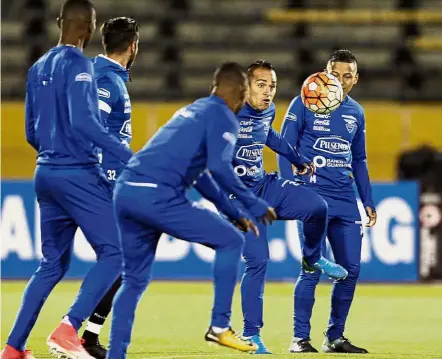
[107,169,116,181]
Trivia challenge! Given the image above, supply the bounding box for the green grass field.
[2,281,442,359]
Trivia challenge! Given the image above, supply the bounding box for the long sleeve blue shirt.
[25,45,132,167]
[124,95,269,217]
[278,95,375,209]
[233,102,307,188]
[92,54,132,180]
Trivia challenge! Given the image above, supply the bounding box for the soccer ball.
[300,72,344,114]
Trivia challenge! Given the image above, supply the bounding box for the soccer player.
[278,50,377,353]
[107,62,277,358]
[228,60,348,354]
[80,17,139,359]
[1,1,132,359]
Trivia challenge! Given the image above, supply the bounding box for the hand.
[260,207,277,226]
[297,163,315,177]
[233,218,259,237]
[365,206,377,227]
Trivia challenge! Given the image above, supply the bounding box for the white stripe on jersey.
[124,181,158,188]
[99,100,112,114]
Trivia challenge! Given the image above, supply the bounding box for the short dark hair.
[247,60,274,80]
[60,0,94,21]
[213,62,247,87]
[101,17,139,54]
[328,49,358,65]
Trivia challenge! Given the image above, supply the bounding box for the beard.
[126,52,136,70]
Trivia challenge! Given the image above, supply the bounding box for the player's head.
[247,60,277,111]
[101,17,140,70]
[326,49,358,97]
[57,0,96,49]
[211,62,248,114]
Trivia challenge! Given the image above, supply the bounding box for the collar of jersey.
[98,54,127,71]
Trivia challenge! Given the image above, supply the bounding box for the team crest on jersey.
[262,116,272,133]
[120,120,132,137]
[342,115,357,133]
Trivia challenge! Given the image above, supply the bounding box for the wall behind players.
[2,102,442,180]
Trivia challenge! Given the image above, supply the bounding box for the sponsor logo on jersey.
[234,165,261,177]
[236,144,264,162]
[286,112,297,121]
[124,99,132,114]
[314,119,330,126]
[314,113,330,119]
[120,120,132,137]
[238,134,253,139]
[342,115,358,133]
[98,88,110,98]
[313,126,330,132]
[240,120,254,126]
[313,137,350,155]
[240,126,253,133]
[75,72,92,82]
[313,155,349,168]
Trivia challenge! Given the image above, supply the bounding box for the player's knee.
[38,259,70,282]
[123,272,151,292]
[244,251,269,272]
[298,269,321,284]
[244,257,269,278]
[96,244,122,261]
[306,194,328,222]
[220,227,245,250]
[345,263,360,281]
[96,248,123,273]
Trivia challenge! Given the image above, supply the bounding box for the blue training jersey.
[92,55,132,181]
[25,45,132,167]
[234,102,308,188]
[278,95,374,209]
[123,95,268,216]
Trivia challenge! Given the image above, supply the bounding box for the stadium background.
[1,1,442,358]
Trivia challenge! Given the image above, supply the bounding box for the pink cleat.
[1,345,36,359]
[47,321,93,359]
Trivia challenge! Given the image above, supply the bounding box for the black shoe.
[322,336,368,353]
[82,338,107,359]
[289,338,318,353]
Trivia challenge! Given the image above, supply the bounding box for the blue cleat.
[302,256,348,280]
[243,334,271,354]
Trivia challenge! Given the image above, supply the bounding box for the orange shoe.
[1,345,36,359]
[47,321,93,359]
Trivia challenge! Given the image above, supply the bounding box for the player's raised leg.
[322,217,367,353]
[107,183,257,359]
[269,176,347,280]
